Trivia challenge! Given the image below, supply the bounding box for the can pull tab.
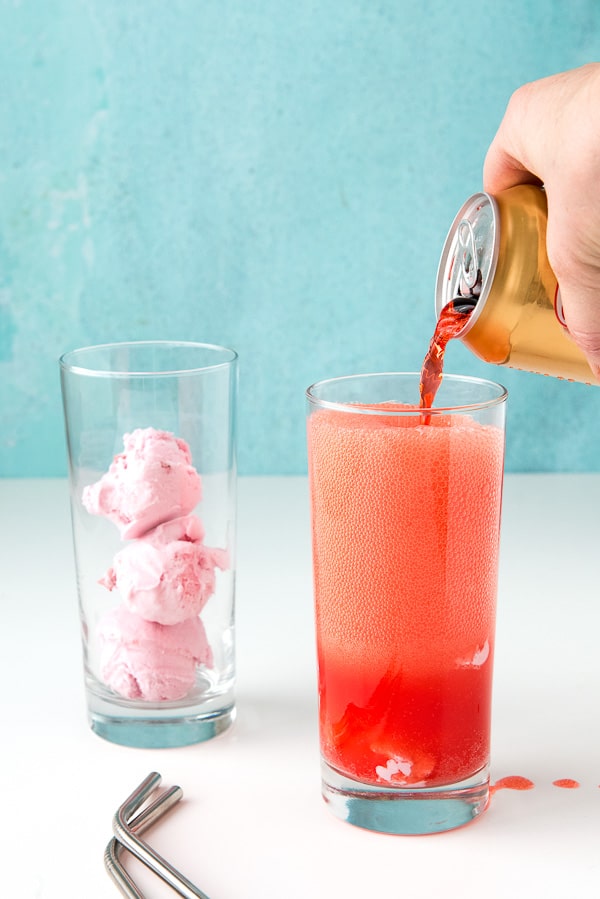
[457,219,482,297]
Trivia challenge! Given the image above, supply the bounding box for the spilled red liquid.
[490,775,535,795]
[420,300,473,412]
[489,775,586,797]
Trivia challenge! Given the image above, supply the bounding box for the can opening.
[450,296,478,316]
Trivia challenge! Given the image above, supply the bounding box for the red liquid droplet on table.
[420,301,472,415]
[490,776,535,795]
[552,778,580,789]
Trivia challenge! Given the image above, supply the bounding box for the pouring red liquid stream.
[420,299,475,413]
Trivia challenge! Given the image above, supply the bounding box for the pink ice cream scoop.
[82,428,202,539]
[98,605,213,702]
[100,515,229,625]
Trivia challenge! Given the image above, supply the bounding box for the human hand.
[483,63,600,378]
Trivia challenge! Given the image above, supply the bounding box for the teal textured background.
[1,1,600,476]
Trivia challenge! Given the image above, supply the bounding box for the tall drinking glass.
[60,341,237,748]
[306,372,507,834]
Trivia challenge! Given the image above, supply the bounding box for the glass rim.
[59,340,238,378]
[305,371,508,415]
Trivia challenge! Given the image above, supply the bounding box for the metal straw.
[112,772,210,899]
[105,784,183,899]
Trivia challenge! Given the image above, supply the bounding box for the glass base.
[89,703,235,748]
[321,760,490,835]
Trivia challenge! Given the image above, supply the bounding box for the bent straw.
[113,772,210,899]
[105,783,183,899]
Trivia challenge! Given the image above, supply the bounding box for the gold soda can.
[435,183,599,385]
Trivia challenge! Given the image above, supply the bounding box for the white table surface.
[2,474,600,898]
